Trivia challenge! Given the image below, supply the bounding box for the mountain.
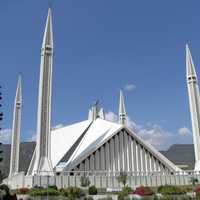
[0,142,35,178]
[0,142,195,177]
[161,144,195,170]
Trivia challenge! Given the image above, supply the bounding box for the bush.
[117,186,133,200]
[62,187,85,200]
[118,191,130,200]
[84,197,94,200]
[28,188,60,196]
[80,176,91,187]
[157,185,186,195]
[133,186,154,196]
[48,185,57,190]
[0,184,10,195]
[88,185,97,195]
[18,187,30,194]
[122,186,132,194]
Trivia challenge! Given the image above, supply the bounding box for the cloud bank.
[105,111,192,150]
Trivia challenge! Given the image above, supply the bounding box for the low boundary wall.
[3,171,200,189]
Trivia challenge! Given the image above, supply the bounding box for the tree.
[190,177,198,187]
[116,171,128,187]
[80,175,90,187]
[0,88,3,183]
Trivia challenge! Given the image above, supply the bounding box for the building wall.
[71,130,172,174]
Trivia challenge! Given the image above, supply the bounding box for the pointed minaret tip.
[16,75,22,102]
[119,89,126,125]
[186,44,197,78]
[42,8,53,48]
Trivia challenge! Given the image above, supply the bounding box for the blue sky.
[0,0,200,149]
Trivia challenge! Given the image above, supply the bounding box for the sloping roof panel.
[65,118,122,169]
[51,120,92,167]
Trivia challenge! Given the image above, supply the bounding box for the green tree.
[0,142,3,183]
[190,177,198,187]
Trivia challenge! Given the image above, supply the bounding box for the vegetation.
[18,187,30,194]
[88,185,98,195]
[133,186,154,196]
[157,185,186,195]
[0,184,11,200]
[80,175,91,187]
[84,196,94,200]
[62,186,85,200]
[117,186,132,200]
[116,171,128,187]
[0,90,3,183]
[28,187,60,196]
[190,177,198,187]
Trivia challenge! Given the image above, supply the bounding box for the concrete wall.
[4,171,200,190]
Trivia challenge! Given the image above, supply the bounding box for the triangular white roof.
[65,118,122,169]
[51,120,92,167]
[50,118,180,172]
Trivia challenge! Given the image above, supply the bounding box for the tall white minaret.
[28,8,54,175]
[9,76,22,177]
[119,90,126,125]
[186,44,200,171]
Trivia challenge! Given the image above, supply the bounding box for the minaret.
[98,108,105,119]
[186,44,200,170]
[29,8,54,175]
[9,76,22,177]
[119,90,126,125]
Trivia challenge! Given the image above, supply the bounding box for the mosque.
[3,8,200,189]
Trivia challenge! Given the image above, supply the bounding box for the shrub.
[122,186,132,194]
[118,191,130,200]
[157,185,186,195]
[0,184,10,195]
[28,188,60,196]
[48,185,57,190]
[18,187,29,194]
[80,175,91,187]
[118,190,130,200]
[84,197,94,200]
[88,185,97,195]
[133,186,154,196]
[62,187,85,200]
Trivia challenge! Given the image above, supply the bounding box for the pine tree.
[0,87,3,182]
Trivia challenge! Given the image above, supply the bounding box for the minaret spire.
[9,76,22,177]
[186,44,200,171]
[28,8,53,175]
[119,90,126,125]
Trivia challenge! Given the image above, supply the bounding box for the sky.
[0,0,200,150]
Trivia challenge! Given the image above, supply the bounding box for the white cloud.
[29,134,36,142]
[124,84,136,91]
[0,129,12,144]
[105,111,192,150]
[178,127,191,136]
[105,111,118,123]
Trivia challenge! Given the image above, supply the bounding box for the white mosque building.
[3,8,200,189]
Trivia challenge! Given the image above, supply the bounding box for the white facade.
[27,8,54,176]
[7,9,197,190]
[9,77,22,177]
[186,45,200,171]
